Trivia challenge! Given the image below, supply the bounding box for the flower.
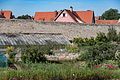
[105,64,116,69]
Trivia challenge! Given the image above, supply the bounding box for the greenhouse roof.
[0,33,70,46]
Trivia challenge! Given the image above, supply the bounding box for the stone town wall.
[0,19,120,40]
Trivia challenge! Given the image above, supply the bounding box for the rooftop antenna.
[70,6,73,12]
[0,9,4,15]
[55,10,58,16]
[1,9,2,11]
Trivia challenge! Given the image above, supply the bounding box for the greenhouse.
[0,33,70,67]
[0,33,70,46]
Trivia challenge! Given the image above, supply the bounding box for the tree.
[73,37,84,46]
[73,37,96,47]
[107,27,118,41]
[17,14,32,19]
[80,43,117,67]
[101,8,120,20]
[95,32,108,42]
[117,32,120,43]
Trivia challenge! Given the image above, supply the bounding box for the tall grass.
[0,62,120,80]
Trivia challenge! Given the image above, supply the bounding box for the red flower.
[105,64,115,69]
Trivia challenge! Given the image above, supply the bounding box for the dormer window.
[63,13,66,17]
[61,12,67,17]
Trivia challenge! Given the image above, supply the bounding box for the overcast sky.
[0,0,120,17]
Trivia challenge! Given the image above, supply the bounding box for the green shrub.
[115,50,120,67]
[21,46,53,63]
[107,27,118,42]
[117,32,120,43]
[79,43,118,67]
[73,37,84,46]
[66,44,79,53]
[73,37,96,47]
[95,32,108,42]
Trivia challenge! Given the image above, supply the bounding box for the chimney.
[55,10,58,16]
[70,6,73,12]
[0,9,4,15]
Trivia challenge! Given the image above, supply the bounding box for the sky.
[0,0,120,17]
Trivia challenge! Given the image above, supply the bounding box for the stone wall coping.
[0,19,120,26]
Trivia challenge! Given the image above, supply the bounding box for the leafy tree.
[117,32,120,43]
[80,43,118,67]
[73,37,96,47]
[84,37,96,46]
[73,37,84,46]
[17,14,32,19]
[107,27,118,41]
[95,32,108,42]
[73,28,120,68]
[101,8,120,20]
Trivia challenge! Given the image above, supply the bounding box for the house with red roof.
[96,20,120,25]
[0,10,13,19]
[34,7,95,24]
[95,16,120,25]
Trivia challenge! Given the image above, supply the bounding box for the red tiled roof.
[34,10,95,24]
[74,10,94,24]
[96,20,118,24]
[34,12,57,21]
[0,10,12,19]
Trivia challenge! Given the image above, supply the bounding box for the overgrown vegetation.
[73,27,120,68]
[5,46,16,63]
[79,43,118,67]
[0,62,120,80]
[1,27,120,80]
[21,46,52,63]
[66,44,79,53]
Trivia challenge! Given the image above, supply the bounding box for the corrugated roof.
[0,33,70,46]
